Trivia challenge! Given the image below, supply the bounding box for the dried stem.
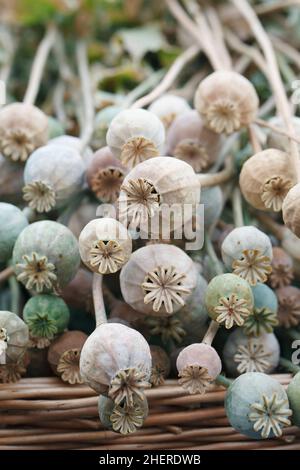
[204,233,224,276]
[231,0,300,181]
[205,6,232,70]
[279,357,300,375]
[0,266,14,284]
[247,124,262,153]
[215,375,233,389]
[254,212,284,240]
[255,0,300,16]
[8,274,21,316]
[232,187,244,228]
[76,40,95,152]
[23,25,57,105]
[131,45,200,108]
[198,155,234,187]
[125,70,164,107]
[255,118,300,146]
[202,321,220,346]
[92,273,107,327]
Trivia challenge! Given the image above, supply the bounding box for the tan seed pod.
[282,183,300,238]
[79,323,151,405]
[239,149,296,212]
[60,268,93,314]
[87,146,127,203]
[79,218,132,275]
[0,103,48,163]
[269,247,294,289]
[194,71,259,134]
[165,110,222,172]
[47,330,88,384]
[118,156,200,236]
[106,109,165,168]
[120,244,198,316]
[276,286,300,329]
[150,345,171,387]
[148,94,191,129]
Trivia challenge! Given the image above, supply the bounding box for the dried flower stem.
[247,125,262,154]
[204,233,224,276]
[198,155,234,187]
[92,273,107,327]
[23,25,57,105]
[0,266,14,284]
[8,274,21,316]
[279,357,300,375]
[255,118,300,146]
[202,321,220,346]
[254,212,284,241]
[76,40,95,152]
[255,0,300,16]
[125,70,164,107]
[205,6,232,70]
[271,35,300,71]
[231,0,300,181]
[165,0,222,70]
[130,46,200,108]
[224,29,268,75]
[215,375,233,389]
[232,187,244,228]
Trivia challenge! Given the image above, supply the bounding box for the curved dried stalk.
[197,155,234,187]
[92,273,107,327]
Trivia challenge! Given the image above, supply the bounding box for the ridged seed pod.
[149,94,191,129]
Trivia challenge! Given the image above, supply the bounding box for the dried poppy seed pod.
[0,311,29,369]
[276,285,300,328]
[87,146,127,203]
[79,218,132,275]
[225,372,292,439]
[120,244,198,316]
[269,247,294,289]
[221,226,273,286]
[60,268,93,314]
[177,343,222,394]
[80,323,151,406]
[243,283,278,337]
[282,183,300,238]
[0,203,28,263]
[205,273,254,329]
[118,156,200,235]
[106,108,165,168]
[98,394,149,435]
[0,154,24,204]
[267,116,300,152]
[150,345,171,387]
[239,149,295,212]
[165,110,222,172]
[48,135,93,166]
[12,220,80,294]
[194,71,259,134]
[223,329,280,377]
[148,94,191,129]
[47,330,88,384]
[287,372,300,427]
[23,144,85,213]
[23,295,70,349]
[47,116,64,139]
[0,103,48,163]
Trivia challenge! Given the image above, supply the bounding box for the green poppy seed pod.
[79,218,132,275]
[223,329,280,377]
[98,393,149,435]
[47,116,65,139]
[221,226,273,286]
[23,144,85,213]
[48,135,93,166]
[194,71,259,134]
[149,94,191,129]
[177,343,222,394]
[0,203,28,263]
[118,156,200,236]
[92,106,122,149]
[80,323,151,406]
[106,108,165,168]
[243,283,278,336]
[120,244,198,316]
[166,110,222,172]
[287,372,300,427]
[225,372,292,439]
[23,295,70,349]
[0,154,24,204]
[0,103,48,163]
[205,273,253,329]
[0,311,29,366]
[12,220,80,294]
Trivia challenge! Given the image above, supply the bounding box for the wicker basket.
[0,374,299,450]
